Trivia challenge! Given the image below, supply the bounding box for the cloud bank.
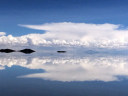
[0,32,6,36]
[1,22,128,49]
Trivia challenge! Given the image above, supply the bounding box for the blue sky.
[0,0,128,36]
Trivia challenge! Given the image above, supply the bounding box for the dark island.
[57,51,66,53]
[0,49,15,53]
[19,49,35,54]
[0,49,35,54]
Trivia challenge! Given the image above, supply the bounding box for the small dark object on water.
[57,51,66,53]
[0,49,15,53]
[19,49,35,54]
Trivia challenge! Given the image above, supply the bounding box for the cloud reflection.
[1,54,128,82]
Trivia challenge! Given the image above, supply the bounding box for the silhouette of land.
[19,49,35,54]
[0,49,35,54]
[0,49,15,53]
[57,51,66,53]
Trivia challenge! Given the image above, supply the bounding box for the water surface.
[1,52,128,96]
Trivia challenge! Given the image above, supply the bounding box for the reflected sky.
[1,53,128,82]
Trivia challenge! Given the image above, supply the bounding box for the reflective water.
[1,52,128,96]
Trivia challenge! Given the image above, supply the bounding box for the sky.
[0,0,128,49]
[0,0,128,36]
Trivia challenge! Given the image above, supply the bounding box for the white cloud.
[0,22,128,49]
[19,22,121,41]
[0,32,6,36]
[19,22,128,48]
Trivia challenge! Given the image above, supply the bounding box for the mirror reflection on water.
[1,52,128,96]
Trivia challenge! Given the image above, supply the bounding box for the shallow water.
[1,52,128,96]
